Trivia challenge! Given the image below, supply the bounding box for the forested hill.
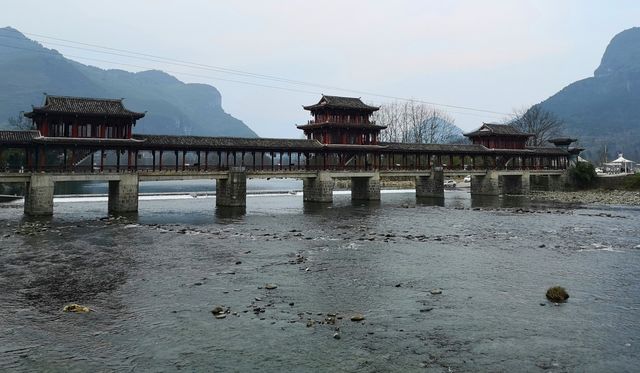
[0,27,257,137]
[539,27,640,162]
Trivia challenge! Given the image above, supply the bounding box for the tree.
[7,111,34,130]
[509,105,564,147]
[372,101,460,144]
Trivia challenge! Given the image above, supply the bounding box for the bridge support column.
[499,172,530,195]
[108,174,139,214]
[216,168,247,207]
[24,174,54,216]
[351,173,380,201]
[415,168,444,198]
[548,174,566,191]
[303,172,334,203]
[471,171,500,196]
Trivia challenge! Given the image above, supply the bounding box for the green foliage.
[569,162,597,189]
[623,173,640,190]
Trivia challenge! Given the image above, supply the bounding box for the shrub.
[546,286,569,303]
[569,162,597,189]
[623,173,640,190]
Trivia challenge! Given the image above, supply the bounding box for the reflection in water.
[215,206,246,221]
[416,196,445,207]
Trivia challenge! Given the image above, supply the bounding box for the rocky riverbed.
[531,189,640,206]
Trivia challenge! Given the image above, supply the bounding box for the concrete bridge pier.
[415,168,444,198]
[500,172,530,195]
[216,168,247,207]
[471,172,500,196]
[108,174,140,214]
[472,171,531,195]
[548,174,566,191]
[24,174,55,216]
[351,173,380,201]
[303,172,334,203]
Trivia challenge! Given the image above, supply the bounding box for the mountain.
[539,27,640,162]
[0,27,257,137]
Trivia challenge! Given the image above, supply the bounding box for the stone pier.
[500,172,530,195]
[24,174,55,216]
[303,172,334,203]
[216,168,247,207]
[548,174,565,191]
[351,174,380,201]
[415,168,444,198]
[471,172,500,196]
[108,174,139,213]
[471,171,530,195]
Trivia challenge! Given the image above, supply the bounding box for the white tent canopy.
[604,154,635,173]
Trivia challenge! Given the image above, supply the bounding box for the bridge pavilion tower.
[297,95,385,145]
[23,95,145,171]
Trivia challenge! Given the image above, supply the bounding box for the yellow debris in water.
[63,304,91,313]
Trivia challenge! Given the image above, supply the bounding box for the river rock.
[265,283,278,290]
[63,303,91,313]
[333,332,341,339]
[350,313,365,321]
[430,289,443,295]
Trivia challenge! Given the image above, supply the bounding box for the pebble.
[265,284,278,290]
[419,308,434,312]
[333,332,341,340]
[430,289,443,295]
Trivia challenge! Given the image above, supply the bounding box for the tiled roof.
[464,123,532,137]
[297,122,387,130]
[132,134,323,151]
[381,142,489,154]
[24,95,145,119]
[0,130,40,145]
[525,146,570,155]
[303,95,379,111]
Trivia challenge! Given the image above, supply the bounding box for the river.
[1,180,639,372]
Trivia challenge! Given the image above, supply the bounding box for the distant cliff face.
[540,27,640,162]
[594,27,640,77]
[0,27,257,137]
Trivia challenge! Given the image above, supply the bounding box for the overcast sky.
[2,1,639,138]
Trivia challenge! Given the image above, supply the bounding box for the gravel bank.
[531,189,640,206]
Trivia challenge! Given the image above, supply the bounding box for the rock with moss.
[545,286,569,303]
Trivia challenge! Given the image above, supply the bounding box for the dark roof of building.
[0,130,40,145]
[548,137,578,146]
[132,134,323,151]
[524,146,570,155]
[24,95,145,119]
[464,123,532,137]
[32,137,145,146]
[381,142,489,154]
[296,122,387,130]
[303,95,379,112]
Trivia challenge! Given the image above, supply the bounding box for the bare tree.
[7,111,34,130]
[373,100,459,144]
[509,105,564,147]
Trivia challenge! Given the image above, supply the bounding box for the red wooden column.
[127,150,133,171]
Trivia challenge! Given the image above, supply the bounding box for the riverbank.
[531,189,640,206]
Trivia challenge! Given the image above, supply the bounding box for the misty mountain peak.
[594,27,640,78]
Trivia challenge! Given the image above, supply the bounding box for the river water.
[1,180,639,372]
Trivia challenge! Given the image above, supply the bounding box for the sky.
[1,0,639,138]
